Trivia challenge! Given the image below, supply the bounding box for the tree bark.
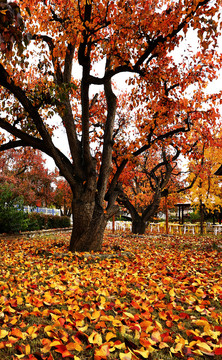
[69,198,107,252]
[132,218,146,234]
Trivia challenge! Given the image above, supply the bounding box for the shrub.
[0,184,71,233]
[26,212,41,231]
[27,213,70,230]
[0,184,29,233]
[46,214,70,229]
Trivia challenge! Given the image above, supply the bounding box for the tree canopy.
[0,148,55,207]
[187,140,222,213]
[0,0,222,251]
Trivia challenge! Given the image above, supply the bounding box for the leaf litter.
[0,232,221,359]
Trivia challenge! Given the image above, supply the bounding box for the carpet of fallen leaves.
[0,231,222,360]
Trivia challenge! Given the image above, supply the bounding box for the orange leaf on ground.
[94,344,110,359]
[55,345,73,358]
[66,342,83,351]
[11,328,24,339]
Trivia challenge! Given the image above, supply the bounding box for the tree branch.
[0,119,74,173]
[97,72,117,204]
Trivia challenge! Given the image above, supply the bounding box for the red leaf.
[215,348,222,355]
[179,312,190,319]
[58,318,66,326]
[55,345,72,358]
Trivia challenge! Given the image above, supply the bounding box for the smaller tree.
[116,146,185,234]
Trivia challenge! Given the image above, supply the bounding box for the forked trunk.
[69,199,107,252]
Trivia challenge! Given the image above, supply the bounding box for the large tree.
[0,0,221,251]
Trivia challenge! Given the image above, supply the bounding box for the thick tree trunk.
[69,198,107,252]
[132,218,146,234]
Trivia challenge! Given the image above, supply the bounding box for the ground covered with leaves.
[0,231,222,360]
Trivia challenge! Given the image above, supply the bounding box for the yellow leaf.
[155,321,163,331]
[76,320,84,327]
[91,310,101,321]
[44,325,54,337]
[100,315,114,322]
[170,343,183,354]
[8,336,18,344]
[193,349,204,355]
[88,331,103,346]
[97,288,109,297]
[106,332,116,341]
[50,340,62,347]
[0,329,8,339]
[195,305,204,313]
[51,313,59,322]
[196,342,213,353]
[16,297,23,305]
[4,306,15,313]
[113,319,122,326]
[25,344,31,355]
[159,342,169,349]
[195,288,205,297]
[169,288,175,297]
[123,312,134,319]
[133,347,152,358]
[114,342,126,350]
[27,326,38,339]
[76,324,88,332]
[120,326,127,336]
[100,296,106,305]
[204,328,220,340]
[10,317,18,325]
[119,352,132,360]
[175,335,187,346]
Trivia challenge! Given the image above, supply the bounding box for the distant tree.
[186,141,222,232]
[0,148,55,207]
[53,174,72,217]
[116,146,185,234]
